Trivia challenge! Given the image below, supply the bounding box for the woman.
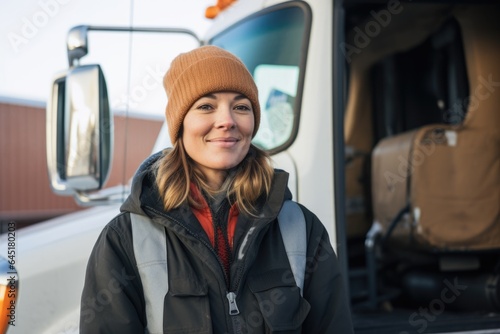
[80,45,354,333]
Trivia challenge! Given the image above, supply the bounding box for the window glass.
[253,65,299,148]
[210,4,309,151]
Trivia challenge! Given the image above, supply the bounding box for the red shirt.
[189,183,239,250]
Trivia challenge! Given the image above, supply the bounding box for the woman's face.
[182,91,255,187]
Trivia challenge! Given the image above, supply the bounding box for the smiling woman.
[80,45,354,333]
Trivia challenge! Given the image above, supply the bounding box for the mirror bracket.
[66,25,200,67]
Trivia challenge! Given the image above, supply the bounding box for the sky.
[0,0,214,116]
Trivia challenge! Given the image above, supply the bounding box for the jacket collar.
[120,150,292,223]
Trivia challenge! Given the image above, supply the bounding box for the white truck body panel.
[0,205,120,333]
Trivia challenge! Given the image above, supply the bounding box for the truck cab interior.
[342,2,500,332]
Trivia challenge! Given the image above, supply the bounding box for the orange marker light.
[0,257,18,334]
[205,0,237,19]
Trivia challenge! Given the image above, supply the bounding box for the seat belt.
[130,199,307,333]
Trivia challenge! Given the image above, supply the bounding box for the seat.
[344,4,453,239]
[371,4,500,251]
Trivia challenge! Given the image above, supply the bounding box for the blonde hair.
[154,139,274,216]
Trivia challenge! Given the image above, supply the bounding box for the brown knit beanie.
[163,45,260,144]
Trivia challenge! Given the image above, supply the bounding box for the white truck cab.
[1,0,499,333]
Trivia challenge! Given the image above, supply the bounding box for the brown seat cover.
[372,5,500,250]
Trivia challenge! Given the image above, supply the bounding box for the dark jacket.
[80,152,354,333]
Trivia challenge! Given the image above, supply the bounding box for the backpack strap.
[130,212,168,334]
[278,200,307,296]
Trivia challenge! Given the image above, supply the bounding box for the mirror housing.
[46,64,112,196]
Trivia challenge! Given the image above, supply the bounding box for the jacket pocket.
[248,270,311,333]
[164,277,212,334]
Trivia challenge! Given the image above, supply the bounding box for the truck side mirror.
[46,64,112,196]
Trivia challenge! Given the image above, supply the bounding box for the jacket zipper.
[205,204,243,317]
[226,221,273,318]
[226,291,239,315]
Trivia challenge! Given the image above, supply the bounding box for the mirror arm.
[67,25,201,67]
[74,184,131,206]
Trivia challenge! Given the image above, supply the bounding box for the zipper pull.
[226,292,240,315]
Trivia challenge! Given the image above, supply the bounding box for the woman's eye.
[235,105,251,112]
[198,104,213,111]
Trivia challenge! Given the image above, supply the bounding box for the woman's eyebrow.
[201,93,217,99]
[233,94,249,101]
[199,93,248,101]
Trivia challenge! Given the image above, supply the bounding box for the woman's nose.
[215,107,236,129]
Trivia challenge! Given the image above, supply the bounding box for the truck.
[1,0,499,333]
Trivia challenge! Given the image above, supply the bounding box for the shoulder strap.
[130,212,168,334]
[278,200,307,296]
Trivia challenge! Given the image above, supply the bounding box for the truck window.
[210,3,311,152]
